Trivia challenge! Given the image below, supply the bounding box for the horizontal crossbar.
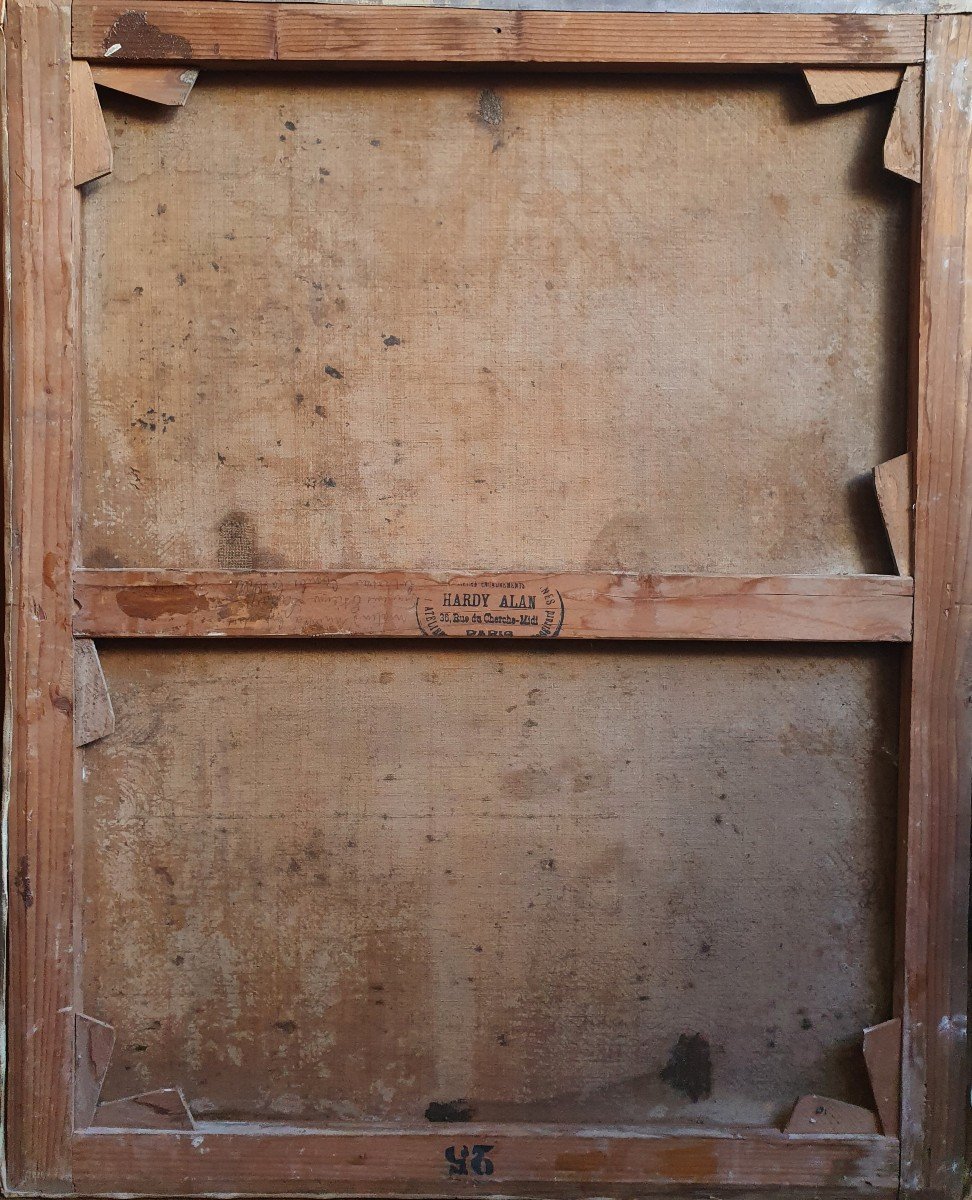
[73,569,914,641]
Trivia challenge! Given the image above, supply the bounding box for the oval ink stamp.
[416,578,565,638]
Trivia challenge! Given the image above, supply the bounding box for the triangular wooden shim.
[873,452,914,577]
[863,1017,902,1137]
[91,65,199,107]
[75,638,115,747]
[92,1087,195,1130]
[75,1014,116,1129]
[804,67,903,107]
[71,60,113,186]
[885,65,922,183]
[785,1094,880,1135]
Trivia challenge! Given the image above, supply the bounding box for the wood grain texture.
[90,64,199,105]
[863,1017,901,1137]
[900,15,972,1199]
[91,1088,195,1130]
[65,0,971,12]
[70,1126,899,1196]
[70,4,926,64]
[80,643,898,1130]
[71,58,113,185]
[884,62,922,180]
[74,1014,116,1129]
[2,0,78,1188]
[72,569,915,640]
[74,638,115,745]
[873,453,914,574]
[80,75,909,576]
[804,65,903,103]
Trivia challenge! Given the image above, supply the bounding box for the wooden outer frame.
[899,15,972,1200]
[2,0,78,1191]
[70,4,926,64]
[3,5,971,1200]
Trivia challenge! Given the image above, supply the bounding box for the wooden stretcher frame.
[3,1,970,1197]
